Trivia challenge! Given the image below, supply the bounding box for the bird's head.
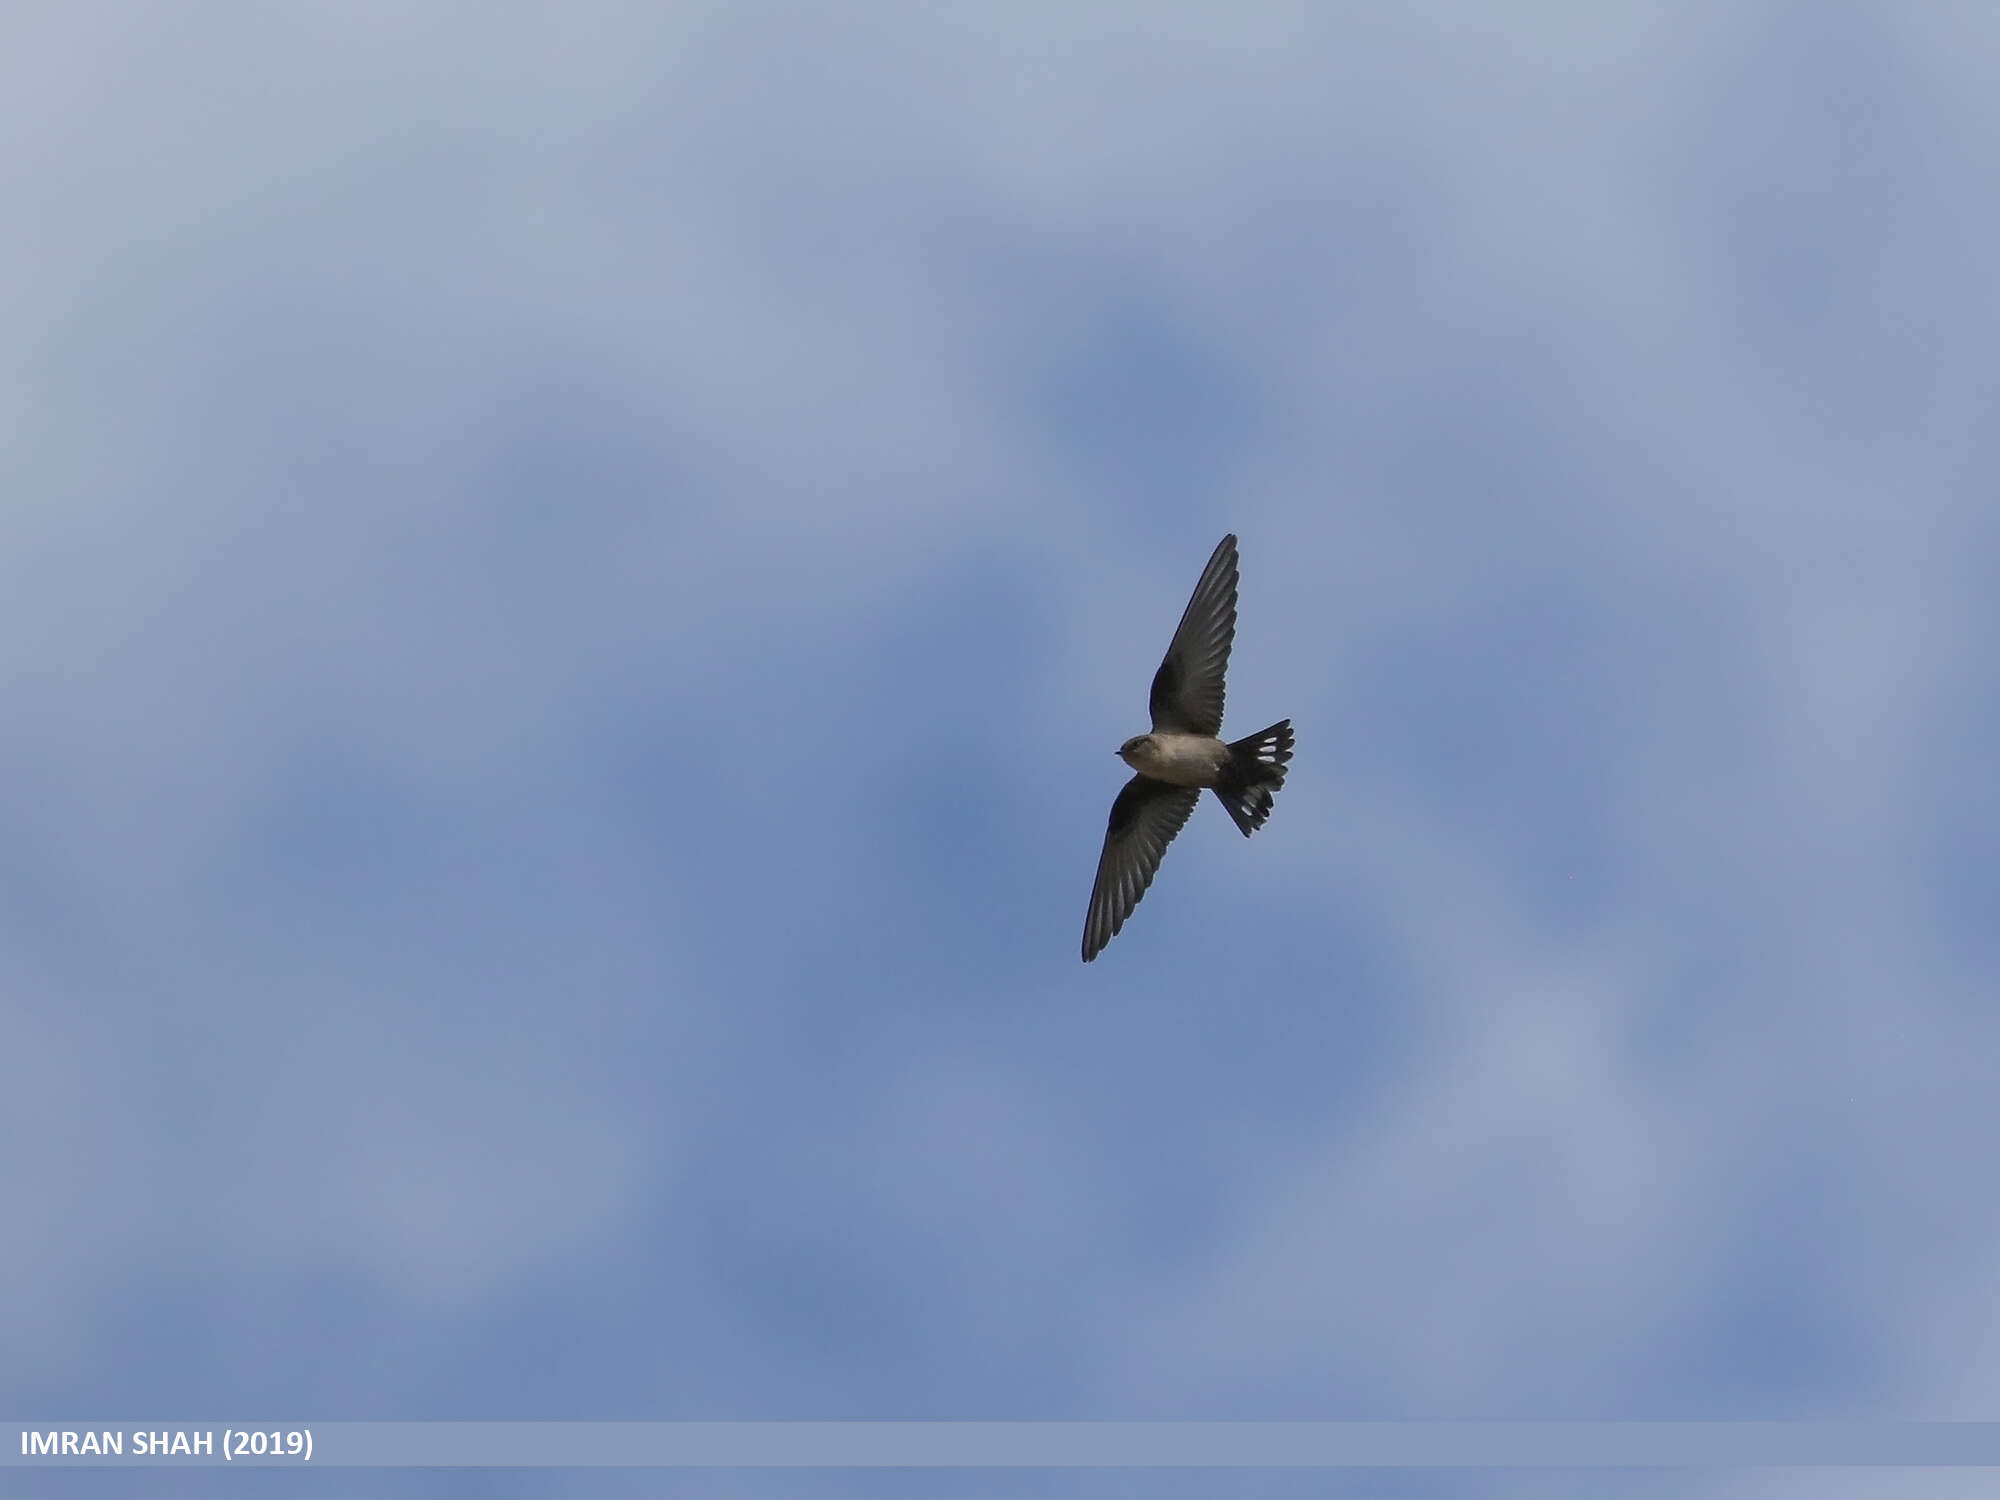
[1117,734,1153,767]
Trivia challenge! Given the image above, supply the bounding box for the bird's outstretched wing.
[1082,775,1201,962]
[1147,534,1238,737]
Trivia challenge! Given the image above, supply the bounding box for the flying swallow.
[1082,533,1293,962]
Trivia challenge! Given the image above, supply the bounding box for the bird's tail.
[1212,719,1294,837]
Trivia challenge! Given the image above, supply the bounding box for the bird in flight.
[1082,534,1293,962]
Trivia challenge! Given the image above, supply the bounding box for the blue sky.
[7,3,2000,1497]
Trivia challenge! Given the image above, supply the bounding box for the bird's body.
[1118,731,1232,787]
[1082,534,1293,962]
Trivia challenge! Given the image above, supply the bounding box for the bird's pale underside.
[1082,534,1294,962]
